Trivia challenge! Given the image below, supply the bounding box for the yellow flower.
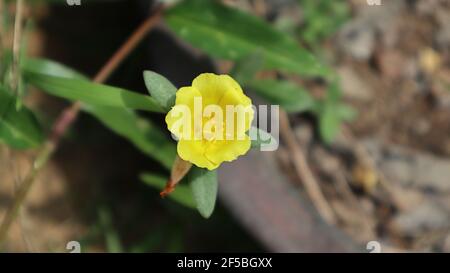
[165,73,253,170]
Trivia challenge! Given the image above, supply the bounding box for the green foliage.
[165,0,330,78]
[189,166,218,219]
[24,72,165,113]
[336,103,357,122]
[298,0,350,45]
[318,100,340,144]
[0,0,355,222]
[165,0,352,144]
[23,58,88,79]
[249,126,277,149]
[315,81,356,143]
[247,79,315,113]
[141,168,219,219]
[143,70,177,111]
[22,58,175,169]
[84,105,176,170]
[0,85,43,149]
[22,58,221,218]
[0,51,12,83]
[230,51,264,85]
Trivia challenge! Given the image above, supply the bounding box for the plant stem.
[0,0,5,57]
[0,5,164,248]
[11,0,24,94]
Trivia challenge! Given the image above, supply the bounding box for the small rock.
[390,201,450,236]
[338,67,374,101]
[338,20,376,60]
[362,139,450,193]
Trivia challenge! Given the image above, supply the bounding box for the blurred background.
[0,0,449,252]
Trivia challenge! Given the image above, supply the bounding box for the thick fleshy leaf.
[140,173,196,209]
[22,58,175,168]
[24,72,165,113]
[248,79,315,113]
[189,166,218,218]
[143,70,177,111]
[0,85,43,149]
[165,0,330,78]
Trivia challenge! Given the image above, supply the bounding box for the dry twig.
[279,110,336,224]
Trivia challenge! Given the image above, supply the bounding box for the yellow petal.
[205,136,251,166]
[177,139,219,170]
[223,103,254,137]
[167,73,254,170]
[192,73,244,106]
[166,86,201,138]
[194,73,253,135]
[174,86,201,105]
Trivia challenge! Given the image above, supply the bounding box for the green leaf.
[22,58,174,168]
[24,73,164,112]
[143,70,177,111]
[0,50,12,83]
[318,101,340,144]
[299,0,350,46]
[336,103,357,121]
[249,126,278,150]
[189,167,218,218]
[0,85,43,149]
[230,51,264,85]
[248,79,315,112]
[317,80,344,143]
[165,0,330,78]
[22,58,88,80]
[83,105,176,170]
[14,21,33,111]
[140,173,196,209]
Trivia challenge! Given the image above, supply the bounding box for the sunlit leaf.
[22,58,174,168]
[24,72,165,113]
[23,58,88,80]
[165,0,330,78]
